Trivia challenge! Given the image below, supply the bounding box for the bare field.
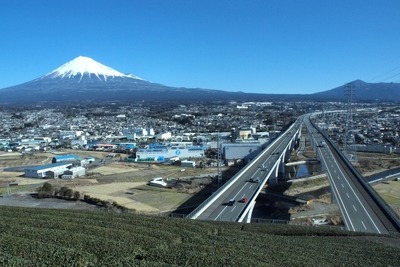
[0,150,216,213]
[357,152,400,176]
[0,152,52,167]
[72,182,160,211]
[373,181,400,215]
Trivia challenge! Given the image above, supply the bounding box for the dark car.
[249,177,260,183]
[228,198,235,206]
[240,197,248,203]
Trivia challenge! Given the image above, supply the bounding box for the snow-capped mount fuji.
[0,56,254,104]
[43,56,142,81]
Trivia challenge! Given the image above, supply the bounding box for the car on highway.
[240,197,248,203]
[317,141,326,147]
[228,198,235,206]
[249,177,260,183]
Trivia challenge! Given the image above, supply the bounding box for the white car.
[148,177,167,187]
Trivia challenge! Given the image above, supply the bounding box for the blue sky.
[1,0,400,94]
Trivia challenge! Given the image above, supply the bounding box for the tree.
[73,191,81,200]
[58,186,74,199]
[37,182,54,198]
[42,182,54,193]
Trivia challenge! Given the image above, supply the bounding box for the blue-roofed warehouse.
[52,154,82,163]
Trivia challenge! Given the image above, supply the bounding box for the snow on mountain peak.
[46,56,142,81]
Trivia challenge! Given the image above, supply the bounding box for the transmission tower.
[344,83,357,162]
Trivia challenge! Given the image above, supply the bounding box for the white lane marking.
[214,182,248,221]
[214,206,228,221]
[353,205,357,212]
[361,221,367,230]
[320,157,355,231]
[346,193,350,198]
[331,155,382,234]
[232,183,248,199]
[231,206,236,212]
[341,183,344,188]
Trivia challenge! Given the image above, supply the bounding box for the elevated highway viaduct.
[188,112,400,234]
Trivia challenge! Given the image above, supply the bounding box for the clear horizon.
[1,1,400,94]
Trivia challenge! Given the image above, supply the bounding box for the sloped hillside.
[0,206,399,266]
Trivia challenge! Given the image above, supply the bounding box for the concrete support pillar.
[270,164,279,184]
[278,157,285,180]
[246,200,256,223]
[285,147,291,162]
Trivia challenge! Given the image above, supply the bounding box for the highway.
[189,113,399,234]
[305,115,389,234]
[191,118,303,221]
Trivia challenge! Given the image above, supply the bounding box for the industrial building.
[52,154,82,163]
[61,166,86,179]
[24,163,72,178]
[222,142,262,162]
[136,146,206,162]
[181,160,196,168]
[354,144,393,153]
[117,142,136,150]
[51,154,93,167]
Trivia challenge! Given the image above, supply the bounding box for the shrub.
[36,182,54,198]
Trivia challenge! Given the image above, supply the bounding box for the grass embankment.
[0,206,399,266]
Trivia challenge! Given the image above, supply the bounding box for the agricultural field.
[0,150,219,214]
[373,181,400,216]
[0,205,399,266]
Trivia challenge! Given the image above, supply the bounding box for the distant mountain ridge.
[0,56,399,104]
[311,80,400,102]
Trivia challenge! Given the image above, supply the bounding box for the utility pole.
[344,83,357,163]
[217,134,222,187]
[6,182,11,195]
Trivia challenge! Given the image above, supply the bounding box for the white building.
[59,130,83,140]
[61,166,86,179]
[24,163,72,178]
[136,146,206,162]
[123,127,155,140]
[156,132,172,140]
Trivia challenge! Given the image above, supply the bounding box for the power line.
[367,63,400,83]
